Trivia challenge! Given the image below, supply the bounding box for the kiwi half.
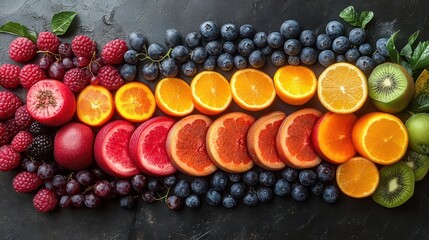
[372,162,414,208]
[401,150,429,181]
[368,63,414,113]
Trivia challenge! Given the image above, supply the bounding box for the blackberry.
[29,122,51,136]
[27,134,54,160]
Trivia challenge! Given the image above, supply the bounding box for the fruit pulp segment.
[27,85,63,118]
[337,157,379,197]
[79,91,112,121]
[193,74,231,108]
[158,79,193,112]
[140,123,173,169]
[285,114,319,162]
[119,87,153,115]
[233,71,275,106]
[258,120,284,164]
[276,67,315,96]
[105,128,135,168]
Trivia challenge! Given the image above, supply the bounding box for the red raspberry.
[13,171,43,193]
[0,91,23,120]
[0,145,21,172]
[71,35,96,59]
[0,64,20,89]
[19,64,46,89]
[11,130,33,152]
[0,122,8,146]
[33,188,57,213]
[63,68,90,92]
[8,37,37,62]
[14,105,33,129]
[97,65,124,90]
[101,39,128,65]
[36,32,60,53]
[6,119,21,137]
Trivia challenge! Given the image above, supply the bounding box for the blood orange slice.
[166,114,217,176]
[247,111,286,171]
[129,116,177,176]
[206,112,255,173]
[276,108,322,169]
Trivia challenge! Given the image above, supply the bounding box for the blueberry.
[141,63,159,81]
[284,39,301,56]
[243,170,258,186]
[181,61,197,77]
[356,56,375,74]
[300,47,317,65]
[311,182,324,196]
[124,50,138,64]
[257,187,273,203]
[243,191,258,206]
[120,64,137,81]
[223,41,236,54]
[129,32,148,52]
[222,194,238,209]
[228,173,241,183]
[291,184,309,201]
[220,23,239,41]
[191,47,208,64]
[280,20,301,39]
[234,55,247,69]
[318,49,335,67]
[163,175,177,187]
[348,28,366,46]
[239,24,256,38]
[210,172,228,191]
[299,30,316,47]
[199,21,219,41]
[325,21,345,39]
[248,50,266,68]
[185,32,201,49]
[253,32,268,48]
[203,56,217,71]
[372,52,386,65]
[316,33,331,51]
[205,40,222,56]
[316,163,335,183]
[336,55,347,63]
[217,53,234,71]
[288,55,300,66]
[164,28,182,48]
[185,194,201,208]
[191,178,209,195]
[230,182,246,198]
[267,32,285,49]
[261,45,273,56]
[345,48,360,63]
[238,38,255,57]
[147,43,167,61]
[358,43,372,56]
[299,169,317,187]
[259,171,275,187]
[147,178,160,192]
[174,179,191,198]
[171,45,189,63]
[205,188,222,206]
[160,58,179,78]
[271,51,286,67]
[376,38,389,57]
[323,185,340,203]
[332,36,351,54]
[281,167,298,182]
[273,179,291,197]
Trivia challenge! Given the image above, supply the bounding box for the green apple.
[405,113,429,155]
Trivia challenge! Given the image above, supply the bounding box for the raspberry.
[71,35,96,59]
[0,91,22,120]
[8,37,37,62]
[11,130,33,152]
[36,32,60,53]
[0,145,21,171]
[13,171,43,193]
[63,68,89,92]
[0,64,20,89]
[0,122,8,146]
[14,105,33,129]
[19,64,46,89]
[6,119,22,137]
[97,65,124,90]
[33,188,57,213]
[101,39,128,65]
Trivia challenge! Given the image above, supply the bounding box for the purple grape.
[59,195,72,208]
[61,57,74,69]
[37,163,55,180]
[39,56,55,70]
[48,62,66,80]
[44,181,54,190]
[66,179,81,195]
[115,179,132,196]
[94,180,112,198]
[76,170,93,186]
[91,168,106,180]
[25,160,40,173]
[166,195,182,210]
[142,191,156,204]
[84,192,101,208]
[131,174,147,192]
[52,174,67,188]
[58,42,73,57]
[71,194,84,207]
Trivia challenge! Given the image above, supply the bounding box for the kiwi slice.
[368,63,414,113]
[401,150,429,181]
[372,162,414,208]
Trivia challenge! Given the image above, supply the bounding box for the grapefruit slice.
[129,116,177,176]
[247,111,286,171]
[94,120,139,178]
[206,112,255,173]
[276,108,322,169]
[166,114,217,176]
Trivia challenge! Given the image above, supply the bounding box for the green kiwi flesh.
[401,150,429,181]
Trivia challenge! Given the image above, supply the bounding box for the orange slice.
[317,62,368,113]
[76,85,115,127]
[114,82,155,122]
[230,69,276,111]
[155,78,194,117]
[352,112,408,165]
[336,156,380,198]
[191,71,232,115]
[273,65,317,105]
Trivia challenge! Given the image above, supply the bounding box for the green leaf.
[400,31,420,61]
[339,6,360,27]
[0,21,37,42]
[359,11,374,29]
[51,11,77,36]
[387,31,401,64]
[411,91,429,112]
[411,41,429,71]
[408,30,420,45]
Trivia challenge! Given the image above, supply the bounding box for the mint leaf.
[0,21,37,42]
[411,91,429,112]
[359,11,374,29]
[51,11,77,36]
[387,31,401,64]
[400,31,420,61]
[339,6,360,27]
[408,30,420,45]
[411,41,429,71]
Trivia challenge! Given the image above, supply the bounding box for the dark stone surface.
[1,0,429,239]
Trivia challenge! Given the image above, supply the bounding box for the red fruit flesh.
[94,120,139,178]
[26,79,76,126]
[276,108,322,169]
[129,116,176,176]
